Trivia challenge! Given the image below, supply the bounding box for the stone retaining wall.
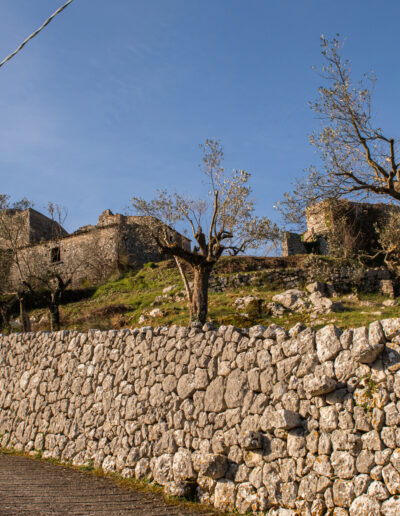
[1,321,400,515]
[210,265,397,297]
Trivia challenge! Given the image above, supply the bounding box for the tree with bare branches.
[0,195,34,331]
[279,36,400,229]
[0,197,83,331]
[132,139,280,324]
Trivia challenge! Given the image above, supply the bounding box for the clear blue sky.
[1,0,400,233]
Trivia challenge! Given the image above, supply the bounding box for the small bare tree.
[132,139,280,324]
[0,195,34,331]
[0,197,84,331]
[21,203,80,331]
[278,36,400,229]
[374,211,400,271]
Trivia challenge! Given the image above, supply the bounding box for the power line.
[0,0,75,69]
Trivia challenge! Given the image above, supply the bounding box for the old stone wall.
[3,211,191,292]
[1,320,400,514]
[210,264,398,297]
[6,225,120,291]
[282,233,307,257]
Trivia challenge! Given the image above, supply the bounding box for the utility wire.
[0,0,75,69]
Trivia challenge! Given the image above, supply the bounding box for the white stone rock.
[349,495,380,516]
[214,479,236,511]
[316,325,342,362]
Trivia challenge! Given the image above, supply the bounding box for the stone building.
[0,208,190,292]
[282,199,400,257]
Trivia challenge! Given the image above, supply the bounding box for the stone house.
[282,199,400,257]
[0,208,190,292]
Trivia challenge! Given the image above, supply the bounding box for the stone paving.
[0,454,214,515]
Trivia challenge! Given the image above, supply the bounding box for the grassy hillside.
[10,257,398,334]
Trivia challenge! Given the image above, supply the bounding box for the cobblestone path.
[0,454,214,516]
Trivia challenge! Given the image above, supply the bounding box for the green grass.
[8,259,400,333]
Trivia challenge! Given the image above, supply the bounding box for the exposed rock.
[349,495,381,516]
[265,302,286,317]
[214,480,236,511]
[352,326,385,363]
[272,289,310,313]
[198,454,228,480]
[316,325,342,362]
[303,373,337,395]
[270,409,302,429]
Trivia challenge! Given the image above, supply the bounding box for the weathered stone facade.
[0,208,67,250]
[283,200,400,257]
[281,233,306,257]
[1,209,190,291]
[1,319,400,513]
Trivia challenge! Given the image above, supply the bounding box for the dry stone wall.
[1,321,400,515]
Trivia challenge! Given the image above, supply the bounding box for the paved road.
[0,453,214,516]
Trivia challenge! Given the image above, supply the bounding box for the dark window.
[50,247,61,263]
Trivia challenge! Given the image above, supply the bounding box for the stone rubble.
[0,318,400,514]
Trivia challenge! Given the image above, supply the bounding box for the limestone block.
[390,448,400,473]
[352,326,384,363]
[354,474,371,498]
[356,450,375,474]
[331,451,355,479]
[197,453,228,479]
[177,374,196,399]
[333,478,355,508]
[204,377,225,412]
[319,406,338,432]
[194,368,208,390]
[224,368,247,408]
[375,449,392,466]
[384,403,400,426]
[316,324,342,363]
[248,466,263,489]
[313,455,332,477]
[334,350,356,382]
[287,429,306,458]
[247,368,260,391]
[270,409,302,430]
[280,481,298,509]
[172,449,195,480]
[236,482,258,514]
[303,373,337,395]
[349,495,381,516]
[367,480,390,501]
[272,289,310,313]
[382,464,400,495]
[214,479,236,511]
[369,320,386,346]
[381,318,400,340]
[381,496,400,515]
[153,454,174,484]
[162,375,177,394]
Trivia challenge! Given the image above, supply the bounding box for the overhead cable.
[0,0,75,69]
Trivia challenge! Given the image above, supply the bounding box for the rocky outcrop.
[1,318,400,513]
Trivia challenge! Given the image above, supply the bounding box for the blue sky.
[1,0,400,233]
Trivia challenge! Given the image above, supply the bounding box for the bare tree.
[0,195,34,331]
[20,202,80,331]
[132,139,280,324]
[278,36,400,229]
[0,197,84,331]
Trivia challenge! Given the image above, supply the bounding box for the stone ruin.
[0,208,190,291]
[282,200,400,257]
